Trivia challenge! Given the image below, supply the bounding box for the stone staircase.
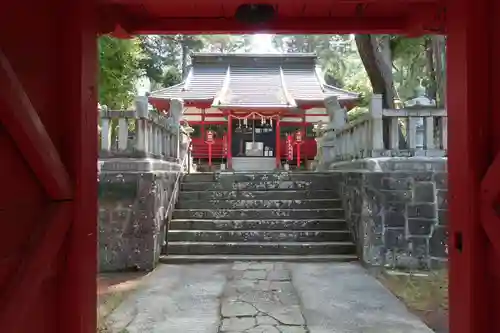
[160,172,358,263]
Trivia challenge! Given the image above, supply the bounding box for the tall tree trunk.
[425,37,438,101]
[355,34,406,149]
[355,34,395,108]
[432,35,446,107]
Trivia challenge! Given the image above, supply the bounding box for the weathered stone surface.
[414,182,436,203]
[98,161,181,272]
[407,218,434,236]
[217,262,309,332]
[167,242,356,256]
[407,203,437,219]
[256,316,280,326]
[246,325,281,333]
[222,301,258,317]
[277,326,308,333]
[172,208,345,220]
[107,262,433,332]
[177,198,342,210]
[243,270,268,280]
[335,160,448,270]
[267,269,291,281]
[268,307,305,326]
[179,189,338,201]
[221,317,256,331]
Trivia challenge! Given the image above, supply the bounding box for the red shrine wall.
[183,107,328,161]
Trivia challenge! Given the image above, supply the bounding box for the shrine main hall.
[148,52,360,171]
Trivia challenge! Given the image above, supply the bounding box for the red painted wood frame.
[2,0,499,332]
[0,0,97,332]
[447,0,500,332]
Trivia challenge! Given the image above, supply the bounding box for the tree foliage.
[98,33,446,113]
[98,36,143,108]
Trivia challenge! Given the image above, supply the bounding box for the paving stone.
[267,307,305,326]
[221,317,256,331]
[221,300,258,317]
[254,280,272,291]
[267,269,291,281]
[256,315,280,326]
[232,279,257,292]
[277,290,300,306]
[277,326,308,333]
[246,325,281,333]
[243,270,268,280]
[248,262,275,270]
[228,270,245,280]
[233,262,251,271]
[269,281,294,292]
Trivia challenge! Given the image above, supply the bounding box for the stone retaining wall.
[333,159,448,270]
[98,159,181,272]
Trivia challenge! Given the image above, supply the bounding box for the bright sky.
[250,34,278,53]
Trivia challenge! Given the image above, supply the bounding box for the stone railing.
[98,97,192,272]
[333,94,447,161]
[99,96,188,161]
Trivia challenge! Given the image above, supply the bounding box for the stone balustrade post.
[100,107,112,152]
[169,98,184,160]
[135,96,150,155]
[370,94,384,151]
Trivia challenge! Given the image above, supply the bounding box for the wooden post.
[275,117,281,168]
[370,94,384,152]
[227,113,232,169]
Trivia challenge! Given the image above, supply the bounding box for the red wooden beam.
[108,16,439,34]
[0,50,72,201]
[0,202,72,332]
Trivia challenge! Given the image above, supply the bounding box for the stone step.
[170,219,348,231]
[182,172,340,183]
[178,190,340,201]
[176,199,342,210]
[167,230,352,242]
[172,208,345,220]
[165,241,357,255]
[159,254,358,264]
[180,179,338,191]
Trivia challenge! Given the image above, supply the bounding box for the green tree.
[98,36,143,108]
[201,35,251,53]
[138,35,206,89]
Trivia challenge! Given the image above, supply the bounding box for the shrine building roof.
[148,53,359,109]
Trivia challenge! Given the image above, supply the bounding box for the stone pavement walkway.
[107,262,434,333]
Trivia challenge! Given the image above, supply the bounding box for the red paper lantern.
[286,135,293,161]
[294,130,303,144]
[222,134,228,156]
[206,129,215,144]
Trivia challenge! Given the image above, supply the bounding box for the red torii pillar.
[447,0,500,332]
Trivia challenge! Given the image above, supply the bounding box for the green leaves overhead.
[98,36,143,109]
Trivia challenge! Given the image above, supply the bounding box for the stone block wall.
[337,169,448,270]
[98,159,181,272]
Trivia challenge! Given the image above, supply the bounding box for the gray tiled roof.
[149,53,359,106]
[213,66,295,108]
